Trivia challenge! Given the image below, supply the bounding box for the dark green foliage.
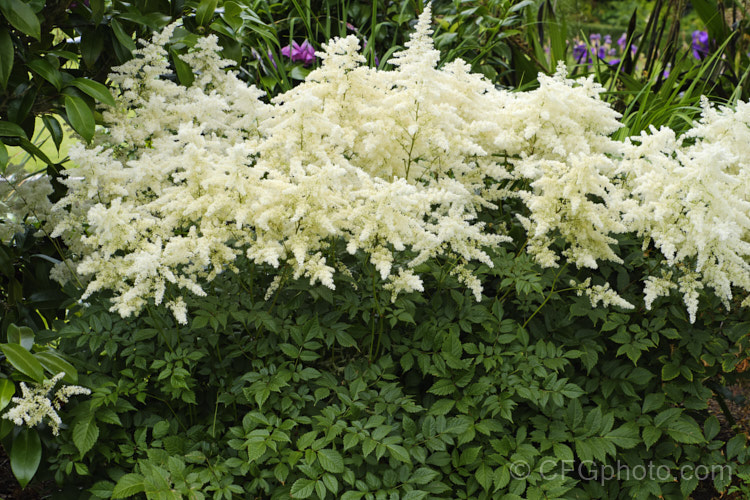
[41,235,750,499]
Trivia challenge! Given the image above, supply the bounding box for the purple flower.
[597,46,607,59]
[604,34,612,45]
[573,42,589,63]
[617,33,627,51]
[281,40,317,66]
[608,58,621,66]
[691,30,709,60]
[590,33,601,46]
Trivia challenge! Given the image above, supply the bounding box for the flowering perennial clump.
[47,6,750,323]
[2,373,91,436]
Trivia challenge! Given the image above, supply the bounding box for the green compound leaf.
[290,478,315,499]
[317,448,344,473]
[112,473,145,499]
[73,414,100,456]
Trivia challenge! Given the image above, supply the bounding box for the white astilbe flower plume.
[2,373,91,436]
[49,9,750,324]
[620,99,750,321]
[52,11,513,323]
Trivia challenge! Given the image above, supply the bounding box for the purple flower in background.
[604,34,612,45]
[573,42,589,63]
[589,33,602,46]
[608,58,621,66]
[617,33,627,50]
[691,30,709,60]
[597,46,607,59]
[281,40,317,66]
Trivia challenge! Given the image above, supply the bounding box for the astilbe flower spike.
[46,6,750,324]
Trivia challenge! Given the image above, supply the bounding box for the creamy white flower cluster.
[621,98,750,321]
[2,372,91,436]
[52,7,518,322]
[50,5,750,323]
[0,163,54,243]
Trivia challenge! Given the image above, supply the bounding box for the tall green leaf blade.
[692,0,726,40]
[10,428,41,488]
[0,0,41,40]
[64,95,95,142]
[0,343,44,382]
[0,29,12,89]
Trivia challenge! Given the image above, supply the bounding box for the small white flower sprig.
[2,373,91,436]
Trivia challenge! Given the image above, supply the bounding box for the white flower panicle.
[1,163,54,243]
[53,11,514,322]
[571,278,635,310]
[621,99,750,320]
[49,10,750,324]
[2,373,91,436]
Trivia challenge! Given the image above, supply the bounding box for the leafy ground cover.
[2,1,750,499]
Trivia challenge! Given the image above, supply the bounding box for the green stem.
[522,263,568,330]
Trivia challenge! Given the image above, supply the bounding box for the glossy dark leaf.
[0,121,27,139]
[0,0,41,40]
[64,95,95,142]
[27,57,63,90]
[0,343,44,382]
[196,0,218,27]
[111,18,136,52]
[10,428,41,488]
[41,115,63,151]
[68,78,116,107]
[0,29,12,90]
